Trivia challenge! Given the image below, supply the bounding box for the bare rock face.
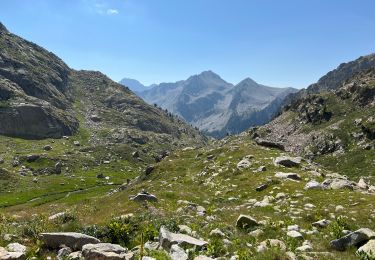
[0,23,78,139]
[40,232,100,250]
[0,103,77,139]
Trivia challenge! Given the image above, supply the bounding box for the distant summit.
[119,77,148,93]
[124,71,297,137]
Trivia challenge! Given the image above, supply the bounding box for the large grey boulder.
[40,232,100,250]
[322,178,356,190]
[274,156,302,167]
[159,226,207,251]
[357,240,375,258]
[236,215,261,229]
[330,228,375,251]
[82,243,129,260]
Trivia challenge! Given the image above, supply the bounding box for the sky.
[1,0,375,88]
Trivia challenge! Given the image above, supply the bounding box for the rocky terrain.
[0,21,375,260]
[252,62,375,178]
[123,71,296,138]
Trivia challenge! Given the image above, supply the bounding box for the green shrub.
[329,215,351,239]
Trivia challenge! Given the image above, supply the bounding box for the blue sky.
[1,0,375,88]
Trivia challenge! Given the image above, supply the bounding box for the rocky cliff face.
[0,23,78,139]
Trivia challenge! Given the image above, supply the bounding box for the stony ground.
[1,131,375,259]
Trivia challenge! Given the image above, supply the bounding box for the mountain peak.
[238,77,258,86]
[198,70,220,77]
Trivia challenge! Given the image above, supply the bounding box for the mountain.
[251,54,375,177]
[119,77,148,93]
[0,22,205,147]
[283,53,375,109]
[138,71,297,137]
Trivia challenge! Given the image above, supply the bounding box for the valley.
[0,17,374,260]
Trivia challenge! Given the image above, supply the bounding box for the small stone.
[73,141,80,146]
[287,230,303,240]
[249,229,264,237]
[210,228,225,238]
[304,180,325,190]
[57,247,72,260]
[335,205,344,212]
[43,145,52,151]
[236,215,260,229]
[312,219,331,228]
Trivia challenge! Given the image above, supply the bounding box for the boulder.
[129,191,158,202]
[275,172,301,180]
[322,178,356,190]
[358,178,368,190]
[43,145,52,151]
[330,228,375,251]
[254,138,285,150]
[304,180,325,190]
[159,226,207,251]
[209,228,225,238]
[68,251,82,260]
[257,239,286,252]
[48,212,66,221]
[57,247,72,260]
[287,230,303,240]
[194,256,214,260]
[274,156,302,167]
[6,243,26,254]
[194,256,215,260]
[312,219,331,228]
[0,247,25,260]
[237,159,251,169]
[170,244,188,260]
[144,165,155,175]
[40,232,100,250]
[26,154,40,163]
[357,239,375,258]
[82,243,128,260]
[236,215,261,229]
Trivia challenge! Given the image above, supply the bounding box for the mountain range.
[120,71,297,137]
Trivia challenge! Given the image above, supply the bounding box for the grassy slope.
[1,133,374,259]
